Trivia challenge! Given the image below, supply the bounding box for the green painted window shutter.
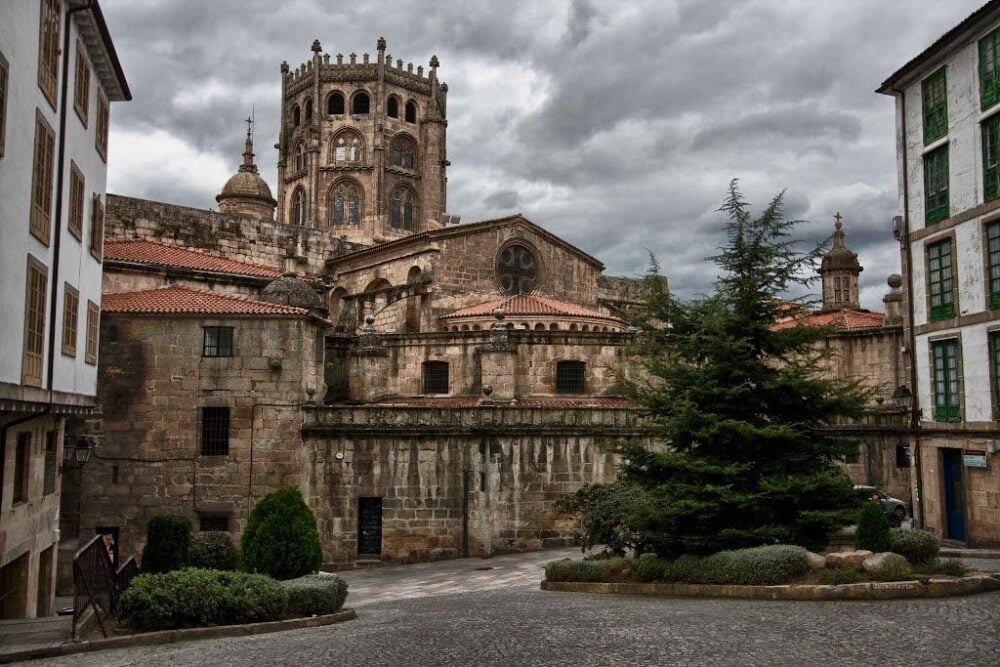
[922,68,948,144]
[923,145,949,226]
[931,339,961,422]
[988,221,1000,309]
[926,238,955,321]
[991,331,1000,420]
[981,28,1000,109]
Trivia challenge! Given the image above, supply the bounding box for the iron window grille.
[923,145,949,226]
[201,407,230,456]
[926,239,955,321]
[203,327,234,357]
[922,68,948,144]
[556,361,586,394]
[988,221,1000,309]
[423,361,449,395]
[931,339,961,422]
[981,27,1000,110]
[199,515,230,532]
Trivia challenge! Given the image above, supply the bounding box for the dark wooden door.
[357,497,383,557]
[942,449,967,541]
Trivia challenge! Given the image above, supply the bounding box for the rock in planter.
[806,552,826,570]
[825,550,873,569]
[863,552,908,572]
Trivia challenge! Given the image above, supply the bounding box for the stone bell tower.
[819,213,862,311]
[275,37,449,245]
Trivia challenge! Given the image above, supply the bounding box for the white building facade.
[879,0,1000,546]
[0,0,128,618]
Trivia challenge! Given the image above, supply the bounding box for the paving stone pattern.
[18,549,1000,667]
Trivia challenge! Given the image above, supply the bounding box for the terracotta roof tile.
[772,308,886,332]
[440,294,623,323]
[102,286,310,317]
[104,240,282,279]
[365,396,635,409]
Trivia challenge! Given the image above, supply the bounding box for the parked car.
[854,485,908,525]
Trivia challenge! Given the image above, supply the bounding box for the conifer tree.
[616,181,867,557]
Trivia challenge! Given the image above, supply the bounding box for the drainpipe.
[894,85,925,528]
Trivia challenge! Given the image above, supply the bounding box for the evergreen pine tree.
[616,181,868,557]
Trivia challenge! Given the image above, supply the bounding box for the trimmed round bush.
[117,568,288,630]
[695,545,810,585]
[543,557,629,582]
[633,555,670,583]
[241,487,323,581]
[281,574,349,616]
[189,532,239,571]
[855,502,892,553]
[142,515,192,574]
[889,528,939,564]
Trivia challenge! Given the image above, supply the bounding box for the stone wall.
[816,326,906,400]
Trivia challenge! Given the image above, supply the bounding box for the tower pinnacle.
[239,113,257,173]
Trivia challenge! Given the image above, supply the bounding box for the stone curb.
[540,574,1000,601]
[0,608,357,664]
[941,548,1000,559]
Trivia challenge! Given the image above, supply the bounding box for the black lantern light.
[891,385,913,412]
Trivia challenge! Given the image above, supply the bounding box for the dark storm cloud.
[101,0,985,309]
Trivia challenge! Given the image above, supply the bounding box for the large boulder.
[806,552,826,571]
[863,552,909,573]
[825,550,873,569]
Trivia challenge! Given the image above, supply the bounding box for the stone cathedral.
[59,39,652,574]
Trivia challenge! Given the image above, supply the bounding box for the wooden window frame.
[200,407,230,456]
[68,162,84,240]
[61,283,79,357]
[89,193,104,260]
[982,27,1000,110]
[73,40,90,127]
[23,256,48,387]
[84,300,98,365]
[95,92,108,162]
[923,144,949,226]
[990,328,1000,421]
[0,50,8,158]
[930,337,962,422]
[986,220,1000,310]
[922,67,948,144]
[30,111,56,246]
[37,0,60,110]
[925,237,956,321]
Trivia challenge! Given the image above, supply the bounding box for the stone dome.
[217,170,275,203]
[820,219,862,274]
[260,272,325,311]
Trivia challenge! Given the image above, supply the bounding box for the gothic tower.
[275,38,449,245]
[819,213,862,311]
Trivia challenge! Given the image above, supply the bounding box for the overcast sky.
[101,0,983,309]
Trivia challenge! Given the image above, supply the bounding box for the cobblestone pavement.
[21,549,1000,667]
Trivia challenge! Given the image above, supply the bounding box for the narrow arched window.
[330,182,361,226]
[352,91,370,115]
[291,104,301,126]
[390,135,416,169]
[423,361,449,394]
[390,188,415,230]
[290,188,308,226]
[333,133,363,163]
[304,98,313,122]
[387,96,399,118]
[556,361,586,394]
[405,101,417,123]
[294,142,307,172]
[327,92,345,115]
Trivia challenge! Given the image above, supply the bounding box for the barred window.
[926,239,955,321]
[95,93,109,161]
[62,283,79,357]
[556,361,586,394]
[923,145,949,226]
[203,326,233,357]
[201,407,230,456]
[73,41,90,126]
[43,430,57,495]
[85,301,99,365]
[68,163,84,239]
[199,515,230,532]
[23,257,47,387]
[37,0,60,108]
[422,361,449,395]
[31,113,55,245]
[921,67,947,144]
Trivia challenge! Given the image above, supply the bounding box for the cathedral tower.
[819,213,862,311]
[275,38,449,245]
[217,118,277,222]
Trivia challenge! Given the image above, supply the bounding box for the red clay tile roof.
[102,286,310,317]
[104,240,282,279]
[440,294,623,323]
[366,396,635,409]
[772,308,886,332]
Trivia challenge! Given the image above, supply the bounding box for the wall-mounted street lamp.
[891,385,913,412]
[63,437,93,470]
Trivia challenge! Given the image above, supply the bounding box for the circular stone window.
[496,243,540,294]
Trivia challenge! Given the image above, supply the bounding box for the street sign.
[962,449,987,468]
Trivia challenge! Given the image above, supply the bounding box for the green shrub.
[889,528,939,565]
[855,502,891,553]
[142,515,192,574]
[633,555,670,582]
[117,568,288,630]
[917,558,966,577]
[555,482,649,556]
[661,555,707,583]
[281,574,349,616]
[189,532,239,571]
[241,487,323,580]
[819,567,865,585]
[543,557,629,582]
[695,545,810,585]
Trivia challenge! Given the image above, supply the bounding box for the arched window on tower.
[405,101,417,123]
[304,98,313,122]
[390,135,416,169]
[327,91,345,115]
[330,181,362,226]
[291,104,301,126]
[387,96,399,118]
[290,188,308,226]
[294,142,307,172]
[352,91,370,115]
[390,187,416,231]
[332,131,363,163]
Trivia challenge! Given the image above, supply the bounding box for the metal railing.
[72,535,138,639]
